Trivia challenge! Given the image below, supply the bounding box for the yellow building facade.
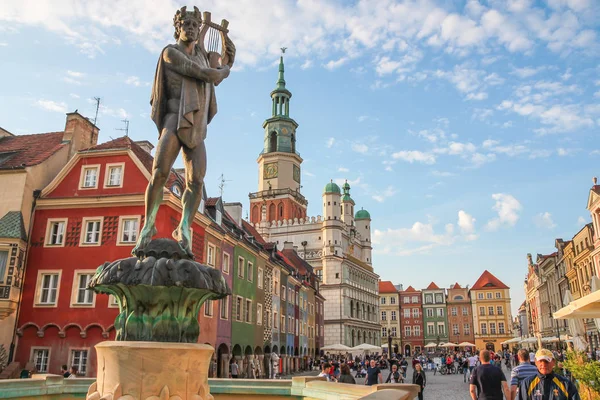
[470,270,513,352]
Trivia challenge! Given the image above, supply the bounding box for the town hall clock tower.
[249,50,307,224]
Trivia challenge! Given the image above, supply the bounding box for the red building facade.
[14,138,216,377]
[399,286,424,356]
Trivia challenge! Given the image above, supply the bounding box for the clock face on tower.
[293,165,301,183]
[264,162,278,179]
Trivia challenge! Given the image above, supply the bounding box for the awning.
[553,288,600,319]
[500,338,520,345]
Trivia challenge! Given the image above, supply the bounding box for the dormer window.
[172,185,182,197]
[216,209,222,225]
[199,199,205,213]
[80,165,100,189]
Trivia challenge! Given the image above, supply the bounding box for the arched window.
[350,300,354,318]
[278,203,284,218]
[268,203,276,221]
[251,205,259,223]
[269,131,277,152]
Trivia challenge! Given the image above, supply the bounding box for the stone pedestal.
[86,341,214,400]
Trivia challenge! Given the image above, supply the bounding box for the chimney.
[224,202,243,226]
[135,140,154,155]
[283,241,294,250]
[63,112,99,159]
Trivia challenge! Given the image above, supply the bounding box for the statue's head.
[173,6,202,42]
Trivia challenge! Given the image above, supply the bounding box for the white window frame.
[478,293,484,299]
[403,296,409,304]
[80,217,103,247]
[247,261,253,282]
[427,323,434,335]
[412,296,418,303]
[245,299,252,324]
[464,324,470,335]
[222,252,230,275]
[69,348,89,376]
[426,308,433,317]
[117,216,141,246]
[381,297,386,305]
[437,308,444,317]
[103,162,125,188]
[414,325,421,336]
[237,257,245,279]
[498,322,505,334]
[381,311,387,321]
[403,309,410,318]
[220,297,228,320]
[108,294,120,308]
[390,297,396,305]
[412,308,419,318]
[204,299,213,317]
[404,326,410,337]
[216,209,222,225]
[207,243,216,267]
[44,218,68,247]
[34,270,62,307]
[391,311,397,321]
[70,269,96,307]
[30,347,51,373]
[235,296,243,322]
[257,267,263,289]
[0,249,9,283]
[481,323,487,334]
[257,303,263,325]
[274,311,279,329]
[79,164,100,189]
[437,323,445,335]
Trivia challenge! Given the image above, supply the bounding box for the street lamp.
[549,305,562,351]
[388,334,392,357]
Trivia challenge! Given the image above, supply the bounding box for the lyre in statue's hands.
[223,34,236,68]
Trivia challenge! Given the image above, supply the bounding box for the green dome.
[355,209,371,220]
[323,182,341,194]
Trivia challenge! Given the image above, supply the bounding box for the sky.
[1,0,599,316]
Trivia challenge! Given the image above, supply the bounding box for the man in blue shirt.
[517,349,579,400]
[510,349,539,400]
[365,358,382,386]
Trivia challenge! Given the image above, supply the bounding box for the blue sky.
[1,0,599,315]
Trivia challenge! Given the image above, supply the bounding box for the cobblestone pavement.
[301,363,514,400]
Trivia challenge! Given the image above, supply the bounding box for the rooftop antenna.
[218,173,232,197]
[116,119,130,137]
[92,97,101,126]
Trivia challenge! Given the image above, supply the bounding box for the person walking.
[385,364,404,383]
[337,363,356,384]
[400,357,408,379]
[412,362,426,400]
[461,357,470,383]
[516,349,579,400]
[365,359,382,386]
[510,349,539,400]
[469,350,510,400]
[230,360,239,379]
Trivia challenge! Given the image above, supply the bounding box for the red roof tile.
[426,282,440,290]
[471,270,509,290]
[0,131,66,169]
[206,197,219,207]
[378,281,397,293]
[452,283,461,289]
[403,285,419,293]
[242,220,267,245]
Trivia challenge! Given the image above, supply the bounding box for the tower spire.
[270,47,292,118]
[276,47,287,90]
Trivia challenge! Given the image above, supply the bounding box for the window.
[390,297,396,304]
[222,253,230,274]
[488,306,494,315]
[288,316,293,333]
[245,299,252,323]
[105,163,124,188]
[247,262,253,282]
[495,292,501,299]
[403,297,409,304]
[237,257,244,279]
[32,348,50,373]
[427,324,434,335]
[382,327,388,337]
[462,307,468,316]
[437,324,445,335]
[437,308,444,317]
[487,292,492,299]
[204,299,213,317]
[391,327,397,337]
[435,294,442,303]
[258,268,263,289]
[235,296,242,321]
[412,296,418,303]
[274,311,279,329]
[426,308,433,317]
[453,324,459,335]
[405,326,411,337]
[46,219,67,246]
[497,306,503,315]
[207,244,215,266]
[220,298,228,320]
[72,271,94,306]
[391,311,397,321]
[479,306,485,316]
[404,309,410,318]
[81,218,102,245]
[216,209,222,225]
[37,272,60,305]
[199,198,205,213]
[70,350,88,376]
[414,325,420,336]
[281,315,286,331]
[490,322,496,334]
[425,295,432,304]
[481,323,487,334]
[412,308,419,318]
[295,318,299,335]
[464,324,470,335]
[257,303,263,325]
[80,165,100,189]
[381,297,386,305]
[451,307,457,316]
[499,322,505,334]
[118,216,140,244]
[381,311,387,321]
[0,250,8,283]
[478,293,484,299]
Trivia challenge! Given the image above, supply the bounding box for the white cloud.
[466,92,488,101]
[67,70,85,78]
[300,59,313,69]
[470,152,496,167]
[482,139,500,148]
[431,170,456,177]
[326,137,335,148]
[338,167,349,173]
[486,193,522,231]
[577,216,588,225]
[392,150,436,165]
[458,210,476,234]
[324,57,348,70]
[35,99,68,113]
[69,93,80,99]
[511,66,545,78]
[358,115,368,122]
[125,75,149,87]
[351,143,369,154]
[372,186,397,203]
[534,212,556,229]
